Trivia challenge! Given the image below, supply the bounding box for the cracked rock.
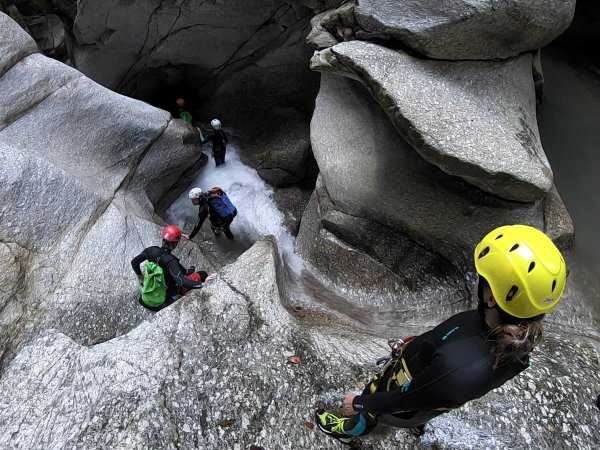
[353,0,576,60]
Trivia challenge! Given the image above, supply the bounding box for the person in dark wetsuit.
[315,225,568,444]
[175,97,193,126]
[200,118,228,166]
[188,187,236,240]
[131,224,211,311]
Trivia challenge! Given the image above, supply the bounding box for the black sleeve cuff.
[352,396,365,412]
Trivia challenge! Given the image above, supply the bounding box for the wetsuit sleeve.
[166,259,203,289]
[222,131,228,144]
[189,202,209,240]
[131,250,148,276]
[352,354,491,415]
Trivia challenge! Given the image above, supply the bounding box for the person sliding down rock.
[315,225,568,445]
[199,118,228,166]
[131,224,215,311]
[188,187,237,240]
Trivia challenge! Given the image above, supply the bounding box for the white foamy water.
[166,143,302,271]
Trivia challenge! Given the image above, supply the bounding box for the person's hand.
[341,393,358,416]
[204,273,217,284]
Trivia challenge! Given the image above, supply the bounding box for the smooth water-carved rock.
[302,74,568,271]
[0,6,37,77]
[72,0,317,100]
[0,238,598,450]
[0,12,207,360]
[253,112,314,187]
[312,41,553,202]
[354,0,576,60]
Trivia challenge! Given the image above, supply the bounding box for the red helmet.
[161,224,183,243]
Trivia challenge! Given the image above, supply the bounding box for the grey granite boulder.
[0,11,207,362]
[354,0,576,60]
[310,75,548,258]
[312,41,553,202]
[0,8,37,77]
[0,238,598,449]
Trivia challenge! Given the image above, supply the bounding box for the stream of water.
[166,141,302,273]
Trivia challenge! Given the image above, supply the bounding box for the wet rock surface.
[353,0,576,60]
[312,41,553,202]
[1,7,599,450]
[0,6,37,76]
[0,238,598,449]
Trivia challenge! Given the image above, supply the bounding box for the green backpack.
[140,261,167,307]
[179,110,193,125]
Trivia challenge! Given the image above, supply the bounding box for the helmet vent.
[495,234,503,240]
[506,285,519,302]
[510,243,520,252]
[552,280,557,292]
[478,247,490,258]
[528,262,536,273]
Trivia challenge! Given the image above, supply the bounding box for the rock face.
[0,237,598,449]
[299,74,570,275]
[554,0,600,46]
[24,13,65,55]
[312,41,553,202]
[0,12,208,362]
[354,0,576,60]
[0,8,37,76]
[68,0,320,186]
[71,0,317,104]
[0,10,598,450]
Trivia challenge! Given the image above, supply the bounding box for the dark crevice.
[220,275,266,342]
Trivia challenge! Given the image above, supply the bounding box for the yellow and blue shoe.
[314,410,354,445]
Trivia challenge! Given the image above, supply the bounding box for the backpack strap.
[155,248,177,269]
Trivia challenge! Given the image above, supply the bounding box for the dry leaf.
[303,421,315,430]
[217,419,234,428]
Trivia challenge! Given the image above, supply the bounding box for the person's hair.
[478,277,544,368]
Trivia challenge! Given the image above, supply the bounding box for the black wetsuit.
[131,246,202,310]
[189,194,210,240]
[189,192,235,240]
[201,130,228,166]
[345,310,529,436]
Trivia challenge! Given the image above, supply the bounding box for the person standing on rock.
[188,187,237,240]
[315,225,568,445]
[131,224,214,311]
[175,97,193,126]
[199,118,228,166]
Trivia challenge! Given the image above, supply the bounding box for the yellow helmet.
[474,225,567,319]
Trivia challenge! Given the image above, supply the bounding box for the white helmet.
[210,118,222,130]
[188,187,203,200]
